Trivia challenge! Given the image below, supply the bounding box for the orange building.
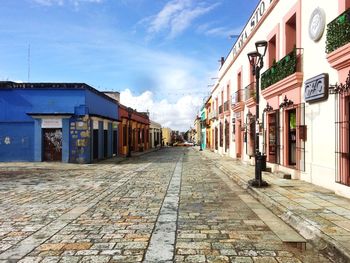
[118,104,150,156]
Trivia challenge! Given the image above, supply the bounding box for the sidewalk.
[200,149,350,263]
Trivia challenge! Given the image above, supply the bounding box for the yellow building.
[162,127,172,146]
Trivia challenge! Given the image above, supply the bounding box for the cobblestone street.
[0,148,331,262]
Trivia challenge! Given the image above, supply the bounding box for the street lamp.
[127,107,133,157]
[247,40,268,187]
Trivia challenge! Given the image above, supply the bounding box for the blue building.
[0,82,119,163]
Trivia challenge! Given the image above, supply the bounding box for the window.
[219,122,223,147]
[285,14,296,54]
[268,35,277,68]
[226,84,230,102]
[221,91,224,107]
[288,109,297,166]
[237,71,242,102]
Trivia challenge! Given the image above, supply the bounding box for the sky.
[0,0,260,131]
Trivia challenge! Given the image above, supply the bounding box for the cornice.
[327,42,350,70]
[261,72,303,100]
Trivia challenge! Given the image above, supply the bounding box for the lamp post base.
[248,179,268,188]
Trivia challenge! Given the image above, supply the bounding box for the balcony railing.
[219,105,223,114]
[261,48,301,90]
[244,82,255,101]
[231,89,244,105]
[326,8,350,54]
[224,100,230,112]
[208,110,217,120]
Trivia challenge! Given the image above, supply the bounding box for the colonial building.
[200,106,206,149]
[162,127,172,146]
[208,0,350,198]
[193,116,201,145]
[0,81,119,163]
[118,104,150,156]
[149,120,162,148]
[205,96,213,150]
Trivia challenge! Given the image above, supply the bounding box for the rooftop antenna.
[27,44,31,82]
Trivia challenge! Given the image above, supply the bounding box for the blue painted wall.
[85,90,118,120]
[33,119,42,162]
[0,89,84,121]
[62,118,70,163]
[0,122,34,161]
[0,86,118,163]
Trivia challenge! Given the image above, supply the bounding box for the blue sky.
[0,0,259,131]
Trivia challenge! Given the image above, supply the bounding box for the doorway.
[113,130,118,155]
[103,130,108,158]
[288,109,297,166]
[93,129,98,160]
[43,128,62,161]
[268,111,278,163]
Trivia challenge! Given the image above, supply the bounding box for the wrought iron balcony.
[207,110,216,120]
[244,82,256,101]
[219,105,223,114]
[224,100,230,112]
[261,48,301,90]
[231,89,244,105]
[326,8,350,54]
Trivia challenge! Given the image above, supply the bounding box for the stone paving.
[200,149,350,262]
[0,148,334,262]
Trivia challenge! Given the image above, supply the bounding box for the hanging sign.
[304,73,329,103]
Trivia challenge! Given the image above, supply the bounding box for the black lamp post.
[127,107,133,157]
[247,40,268,187]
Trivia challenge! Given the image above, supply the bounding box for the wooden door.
[43,128,62,161]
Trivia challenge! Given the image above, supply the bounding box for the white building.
[210,0,350,198]
[149,120,162,148]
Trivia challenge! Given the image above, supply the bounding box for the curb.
[203,153,350,263]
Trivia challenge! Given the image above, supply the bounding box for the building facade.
[200,106,206,149]
[0,82,119,163]
[193,116,201,145]
[207,0,350,198]
[205,96,213,150]
[162,127,172,146]
[149,120,162,148]
[118,104,150,156]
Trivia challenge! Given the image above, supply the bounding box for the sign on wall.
[304,73,329,103]
[232,0,276,59]
[41,119,62,128]
[308,7,326,42]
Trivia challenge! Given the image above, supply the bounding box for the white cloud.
[197,23,242,38]
[120,89,202,131]
[145,0,219,39]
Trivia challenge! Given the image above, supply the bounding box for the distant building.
[162,127,172,146]
[205,96,214,150]
[149,120,162,148]
[104,91,120,102]
[0,81,119,163]
[118,104,150,155]
[193,116,201,145]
